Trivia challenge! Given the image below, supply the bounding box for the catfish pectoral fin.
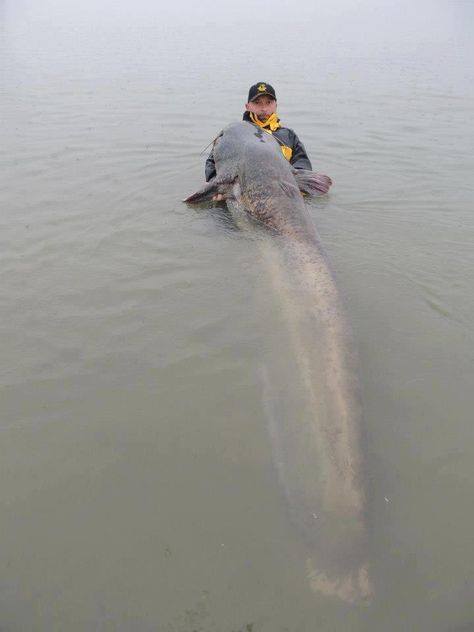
[183,179,234,204]
[293,170,333,196]
[183,180,218,203]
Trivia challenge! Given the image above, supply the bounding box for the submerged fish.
[185,121,372,603]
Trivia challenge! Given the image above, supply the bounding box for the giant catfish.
[184,121,372,603]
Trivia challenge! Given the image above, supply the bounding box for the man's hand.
[212,193,226,202]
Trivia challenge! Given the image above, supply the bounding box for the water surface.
[1,0,474,629]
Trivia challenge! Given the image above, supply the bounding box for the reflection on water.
[1,0,474,629]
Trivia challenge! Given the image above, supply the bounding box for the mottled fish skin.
[213,122,372,603]
[213,123,321,244]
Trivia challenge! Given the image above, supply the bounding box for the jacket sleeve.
[290,133,312,171]
[205,151,216,182]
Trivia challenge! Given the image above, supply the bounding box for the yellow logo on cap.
[258,83,267,92]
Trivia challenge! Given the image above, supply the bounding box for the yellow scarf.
[248,112,292,161]
[249,112,281,132]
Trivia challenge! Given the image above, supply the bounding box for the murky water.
[1,0,474,629]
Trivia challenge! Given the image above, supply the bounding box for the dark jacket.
[205,111,312,182]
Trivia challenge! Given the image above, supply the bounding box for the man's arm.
[205,152,216,182]
[290,133,312,171]
[204,151,226,201]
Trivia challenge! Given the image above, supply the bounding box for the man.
[205,82,312,202]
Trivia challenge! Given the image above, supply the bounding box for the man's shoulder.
[274,126,300,142]
[277,123,295,132]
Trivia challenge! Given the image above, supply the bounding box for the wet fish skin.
[185,121,372,603]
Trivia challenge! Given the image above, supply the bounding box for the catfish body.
[185,122,372,603]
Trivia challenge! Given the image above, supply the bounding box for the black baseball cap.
[247,82,277,102]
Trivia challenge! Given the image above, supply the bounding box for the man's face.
[245,95,277,121]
